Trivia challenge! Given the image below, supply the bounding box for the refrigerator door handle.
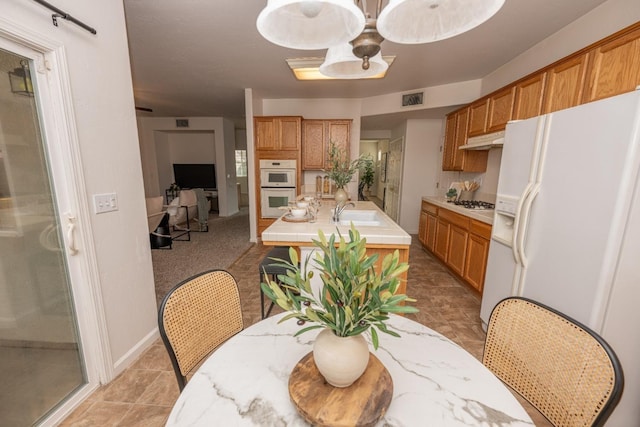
[517,183,540,269]
[511,183,533,264]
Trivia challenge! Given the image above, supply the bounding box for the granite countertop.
[422,196,494,225]
[262,201,411,246]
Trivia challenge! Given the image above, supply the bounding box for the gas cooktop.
[451,200,495,210]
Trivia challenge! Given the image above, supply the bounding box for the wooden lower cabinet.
[419,201,492,294]
[447,225,468,276]
[434,218,450,261]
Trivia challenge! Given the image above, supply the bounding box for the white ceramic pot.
[312,328,370,387]
[334,187,349,203]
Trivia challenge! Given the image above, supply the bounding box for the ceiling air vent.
[402,92,423,106]
[176,119,189,128]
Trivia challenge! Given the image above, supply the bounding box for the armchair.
[146,196,171,249]
[166,189,209,240]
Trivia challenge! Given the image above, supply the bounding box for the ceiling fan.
[257,0,505,79]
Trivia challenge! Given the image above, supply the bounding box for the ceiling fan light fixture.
[320,44,389,79]
[256,0,365,50]
[377,0,505,44]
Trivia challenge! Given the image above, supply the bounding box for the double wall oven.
[259,159,297,218]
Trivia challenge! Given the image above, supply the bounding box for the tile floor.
[60,238,550,426]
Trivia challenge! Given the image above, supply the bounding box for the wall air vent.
[176,119,189,128]
[402,92,423,106]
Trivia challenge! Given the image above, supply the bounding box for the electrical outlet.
[93,193,118,214]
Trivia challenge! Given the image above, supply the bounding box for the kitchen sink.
[337,210,382,227]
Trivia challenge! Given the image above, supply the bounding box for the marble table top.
[166,313,533,427]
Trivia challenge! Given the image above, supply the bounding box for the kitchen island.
[261,201,411,294]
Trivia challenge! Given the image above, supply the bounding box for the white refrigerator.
[479,89,640,425]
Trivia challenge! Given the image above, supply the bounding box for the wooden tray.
[289,352,393,427]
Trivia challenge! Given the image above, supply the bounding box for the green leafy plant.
[360,155,375,190]
[260,225,419,349]
[325,141,369,189]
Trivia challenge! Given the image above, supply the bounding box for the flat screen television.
[173,164,216,190]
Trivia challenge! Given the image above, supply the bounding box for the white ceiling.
[123,0,609,130]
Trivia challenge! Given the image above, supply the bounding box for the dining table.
[165,313,534,426]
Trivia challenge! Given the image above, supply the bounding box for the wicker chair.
[483,297,624,427]
[158,269,244,391]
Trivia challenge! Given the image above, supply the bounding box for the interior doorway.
[384,137,405,222]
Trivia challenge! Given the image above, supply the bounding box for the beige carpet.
[151,207,252,306]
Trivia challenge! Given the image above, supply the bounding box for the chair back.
[145,196,165,232]
[159,269,243,390]
[483,297,624,427]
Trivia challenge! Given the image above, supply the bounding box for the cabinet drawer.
[470,220,492,239]
[438,208,469,229]
[422,201,438,215]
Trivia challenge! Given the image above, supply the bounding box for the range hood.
[459,130,505,150]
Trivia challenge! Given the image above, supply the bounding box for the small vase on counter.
[334,187,348,203]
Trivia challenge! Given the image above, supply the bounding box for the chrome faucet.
[332,201,355,222]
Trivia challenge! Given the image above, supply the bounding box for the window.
[235,150,247,177]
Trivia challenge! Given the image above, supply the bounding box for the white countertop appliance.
[259,159,296,218]
[480,89,640,426]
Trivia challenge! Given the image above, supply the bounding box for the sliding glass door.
[0,47,86,426]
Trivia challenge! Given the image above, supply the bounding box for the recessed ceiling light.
[285,56,395,81]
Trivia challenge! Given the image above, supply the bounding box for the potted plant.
[325,142,368,203]
[261,225,418,387]
[360,155,374,196]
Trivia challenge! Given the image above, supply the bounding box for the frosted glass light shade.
[257,0,365,50]
[319,43,388,79]
[377,0,505,44]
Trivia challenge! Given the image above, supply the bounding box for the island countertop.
[261,201,411,246]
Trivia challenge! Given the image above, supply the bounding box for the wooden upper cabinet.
[487,86,516,132]
[301,119,351,170]
[583,26,640,104]
[443,107,487,172]
[301,120,325,170]
[254,116,301,151]
[442,113,457,171]
[514,73,546,120]
[542,53,589,114]
[468,99,489,137]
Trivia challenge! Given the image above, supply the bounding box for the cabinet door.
[468,99,489,137]
[301,120,325,170]
[278,117,301,150]
[464,234,490,293]
[514,73,546,120]
[325,120,351,169]
[442,113,457,171]
[426,213,437,252]
[434,219,450,261]
[418,211,428,246]
[447,225,468,276]
[254,117,276,150]
[543,53,589,113]
[583,27,640,104]
[487,87,516,132]
[452,107,469,170]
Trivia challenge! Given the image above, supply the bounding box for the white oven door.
[261,187,296,218]
[260,168,296,187]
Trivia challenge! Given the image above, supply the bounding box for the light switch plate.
[93,193,118,214]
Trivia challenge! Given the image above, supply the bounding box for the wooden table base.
[288,352,393,427]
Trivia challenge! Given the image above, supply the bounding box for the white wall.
[3,1,158,377]
[137,117,238,216]
[400,120,444,233]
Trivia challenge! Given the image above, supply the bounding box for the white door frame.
[0,18,111,425]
